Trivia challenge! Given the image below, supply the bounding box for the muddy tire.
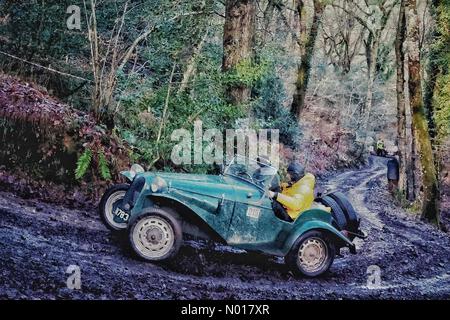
[129,208,182,262]
[328,192,360,233]
[99,184,129,231]
[319,195,347,230]
[287,230,336,277]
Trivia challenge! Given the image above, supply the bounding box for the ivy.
[223,58,271,87]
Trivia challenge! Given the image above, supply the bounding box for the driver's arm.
[269,174,315,212]
[274,193,305,212]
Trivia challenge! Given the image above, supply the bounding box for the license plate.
[246,206,261,220]
[114,207,130,222]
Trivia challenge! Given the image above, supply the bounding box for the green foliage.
[223,58,271,87]
[253,69,302,148]
[430,0,450,141]
[1,0,303,175]
[75,149,92,180]
[0,0,211,111]
[0,0,90,110]
[115,33,301,170]
[98,150,112,180]
[75,148,112,181]
[116,46,245,171]
[0,0,86,59]
[431,0,450,75]
[433,74,450,138]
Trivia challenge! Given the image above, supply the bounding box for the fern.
[98,150,112,180]
[75,149,92,180]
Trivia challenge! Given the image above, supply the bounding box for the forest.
[0,0,450,223]
[0,0,448,225]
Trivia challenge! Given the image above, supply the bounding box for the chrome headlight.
[129,164,145,179]
[151,176,167,193]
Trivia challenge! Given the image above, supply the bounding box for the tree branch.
[274,2,302,47]
[330,2,373,33]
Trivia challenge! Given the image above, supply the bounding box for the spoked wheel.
[129,208,182,261]
[99,184,129,231]
[298,238,328,273]
[287,230,335,277]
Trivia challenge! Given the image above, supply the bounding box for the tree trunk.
[395,0,415,199]
[405,0,440,223]
[358,2,395,133]
[409,121,417,200]
[395,1,406,193]
[361,34,378,126]
[423,0,440,140]
[291,0,324,120]
[222,0,256,105]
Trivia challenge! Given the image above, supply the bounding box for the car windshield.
[223,155,278,190]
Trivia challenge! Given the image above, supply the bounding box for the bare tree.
[331,0,396,129]
[83,0,206,128]
[322,0,364,74]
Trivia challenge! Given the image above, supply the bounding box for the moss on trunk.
[222,0,256,105]
[405,0,440,223]
[291,0,325,120]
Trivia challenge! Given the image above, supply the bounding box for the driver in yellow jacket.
[268,162,315,221]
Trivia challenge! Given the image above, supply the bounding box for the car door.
[226,194,286,248]
[254,195,286,245]
[224,178,265,245]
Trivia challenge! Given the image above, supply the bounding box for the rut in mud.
[0,156,449,299]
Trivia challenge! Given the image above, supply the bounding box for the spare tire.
[328,192,360,233]
[318,195,347,230]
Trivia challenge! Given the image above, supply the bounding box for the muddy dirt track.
[0,156,449,300]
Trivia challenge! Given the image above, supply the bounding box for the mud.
[0,156,449,299]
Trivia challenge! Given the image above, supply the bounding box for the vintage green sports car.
[99,156,365,277]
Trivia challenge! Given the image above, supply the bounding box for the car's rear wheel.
[129,208,182,261]
[287,230,335,277]
[99,184,129,231]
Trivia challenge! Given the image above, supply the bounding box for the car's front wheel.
[129,208,182,262]
[286,230,335,277]
[99,184,129,231]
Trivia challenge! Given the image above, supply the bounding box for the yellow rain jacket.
[275,173,315,220]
